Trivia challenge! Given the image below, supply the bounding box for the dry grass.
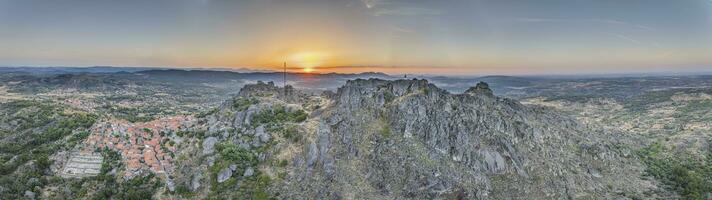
[0,86,27,102]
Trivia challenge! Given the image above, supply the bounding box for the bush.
[0,110,97,176]
[277,159,288,168]
[174,184,195,198]
[251,105,308,127]
[100,148,122,175]
[35,154,52,172]
[196,108,218,118]
[206,142,277,199]
[383,91,396,103]
[671,165,706,199]
[249,174,272,200]
[216,143,257,172]
[637,142,712,200]
[233,98,258,111]
[282,125,300,143]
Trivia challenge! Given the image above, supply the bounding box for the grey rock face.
[217,167,232,183]
[233,109,246,127]
[191,173,202,191]
[243,105,260,127]
[305,141,318,168]
[166,178,176,192]
[202,137,218,155]
[229,164,237,171]
[237,81,308,104]
[276,79,651,199]
[465,81,493,96]
[187,79,652,200]
[24,190,35,199]
[255,125,271,142]
[243,167,254,177]
[206,156,215,167]
[478,150,507,174]
[316,121,335,178]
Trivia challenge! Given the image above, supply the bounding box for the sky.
[0,0,711,75]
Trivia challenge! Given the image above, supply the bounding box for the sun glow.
[289,52,327,73]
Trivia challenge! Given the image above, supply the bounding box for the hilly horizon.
[4,66,712,77]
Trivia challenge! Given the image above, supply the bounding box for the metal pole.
[283,61,287,95]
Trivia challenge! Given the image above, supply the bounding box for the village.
[73,115,196,178]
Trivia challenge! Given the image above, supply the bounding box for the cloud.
[360,0,442,16]
[373,7,442,16]
[361,0,379,8]
[602,32,643,45]
[601,32,661,48]
[589,19,655,31]
[511,17,655,31]
[511,17,661,47]
[389,25,414,33]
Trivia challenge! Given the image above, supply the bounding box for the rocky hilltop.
[170,79,656,199]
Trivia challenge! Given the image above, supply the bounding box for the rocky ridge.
[172,78,656,199]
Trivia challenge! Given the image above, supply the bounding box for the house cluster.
[63,98,97,111]
[82,115,195,178]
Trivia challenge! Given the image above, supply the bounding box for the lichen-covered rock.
[166,178,176,192]
[229,164,237,172]
[255,125,270,143]
[217,167,232,183]
[243,167,254,177]
[275,79,653,199]
[24,191,35,200]
[202,137,218,155]
[305,141,318,168]
[172,79,654,200]
[190,173,202,192]
[465,81,493,96]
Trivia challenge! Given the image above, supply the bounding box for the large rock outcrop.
[278,79,652,199]
[172,79,654,199]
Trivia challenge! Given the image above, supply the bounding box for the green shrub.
[277,159,288,167]
[206,142,277,199]
[174,184,196,198]
[233,98,258,111]
[251,105,308,127]
[383,91,396,103]
[197,108,219,118]
[217,143,257,168]
[637,142,712,199]
[671,165,706,199]
[282,125,300,143]
[100,148,122,175]
[379,124,391,138]
[0,109,96,176]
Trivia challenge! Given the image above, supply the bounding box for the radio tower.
[283,61,287,95]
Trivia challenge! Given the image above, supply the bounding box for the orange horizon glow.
[288,52,327,73]
[1,1,710,75]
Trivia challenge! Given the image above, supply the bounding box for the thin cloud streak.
[510,17,655,31]
[361,0,443,16]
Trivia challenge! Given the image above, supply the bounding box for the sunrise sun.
[289,52,327,73]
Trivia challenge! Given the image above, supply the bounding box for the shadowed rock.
[465,81,493,96]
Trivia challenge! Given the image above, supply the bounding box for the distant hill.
[0,66,159,74]
[1,67,394,94]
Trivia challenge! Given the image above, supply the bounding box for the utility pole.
[283,61,287,95]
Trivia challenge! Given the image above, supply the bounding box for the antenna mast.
[283,61,287,95]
